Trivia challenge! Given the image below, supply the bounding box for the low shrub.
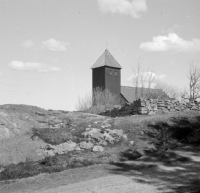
[76,88,122,114]
[32,128,74,145]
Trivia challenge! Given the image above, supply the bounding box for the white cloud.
[22,39,34,48]
[42,38,69,51]
[9,61,61,73]
[140,33,200,52]
[127,71,166,88]
[97,0,147,18]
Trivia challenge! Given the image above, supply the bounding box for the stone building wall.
[100,99,200,117]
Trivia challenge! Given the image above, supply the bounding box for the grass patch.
[32,127,75,145]
[0,149,117,181]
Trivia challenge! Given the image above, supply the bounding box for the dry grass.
[76,88,121,114]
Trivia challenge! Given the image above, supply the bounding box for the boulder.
[130,141,134,145]
[90,131,103,141]
[75,146,81,151]
[140,131,144,135]
[123,134,127,139]
[103,133,115,143]
[93,145,104,152]
[57,141,77,152]
[79,141,94,149]
[98,139,108,146]
[83,128,103,141]
[191,105,198,110]
[43,149,55,157]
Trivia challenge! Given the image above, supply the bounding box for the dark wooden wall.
[92,67,105,91]
[92,66,121,97]
[105,67,121,96]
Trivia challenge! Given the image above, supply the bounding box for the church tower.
[91,49,122,97]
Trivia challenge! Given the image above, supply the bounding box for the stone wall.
[100,99,200,117]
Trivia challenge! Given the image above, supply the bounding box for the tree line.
[131,60,200,101]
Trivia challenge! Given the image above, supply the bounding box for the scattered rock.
[140,131,144,135]
[75,146,81,151]
[83,128,103,141]
[98,139,108,146]
[191,106,198,110]
[45,144,54,150]
[45,149,55,157]
[54,141,77,152]
[123,134,127,139]
[93,145,104,152]
[79,141,94,149]
[130,141,134,145]
[103,133,115,144]
[0,167,5,173]
[101,123,111,128]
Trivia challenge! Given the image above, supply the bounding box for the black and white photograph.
[0,0,200,192]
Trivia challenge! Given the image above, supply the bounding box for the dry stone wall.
[100,99,200,117]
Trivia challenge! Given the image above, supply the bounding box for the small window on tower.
[115,71,117,76]
[110,70,112,75]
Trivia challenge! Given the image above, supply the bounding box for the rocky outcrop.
[100,99,200,117]
[37,121,127,157]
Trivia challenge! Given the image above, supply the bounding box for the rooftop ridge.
[91,49,122,69]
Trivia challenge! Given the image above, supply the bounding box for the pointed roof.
[91,49,122,69]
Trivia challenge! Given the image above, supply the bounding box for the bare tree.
[131,60,180,100]
[132,61,158,99]
[154,81,180,100]
[180,88,189,101]
[188,60,200,101]
[132,59,143,99]
[146,70,157,98]
[75,88,120,113]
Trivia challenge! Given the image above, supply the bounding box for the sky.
[0,0,200,111]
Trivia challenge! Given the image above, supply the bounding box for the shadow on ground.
[109,115,200,193]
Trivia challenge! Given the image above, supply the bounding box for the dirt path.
[1,145,200,193]
[33,175,168,193]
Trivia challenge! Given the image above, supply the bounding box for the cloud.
[97,0,147,18]
[127,71,166,88]
[9,61,61,73]
[22,39,34,48]
[140,33,200,52]
[42,38,69,51]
